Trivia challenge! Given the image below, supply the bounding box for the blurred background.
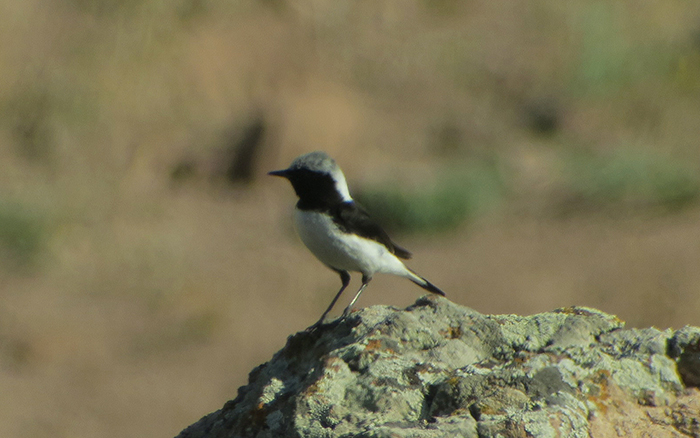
[1,0,700,436]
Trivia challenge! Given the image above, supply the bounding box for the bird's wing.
[332,201,412,260]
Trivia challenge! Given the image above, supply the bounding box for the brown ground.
[0,1,699,437]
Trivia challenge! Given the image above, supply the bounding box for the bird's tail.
[406,268,445,296]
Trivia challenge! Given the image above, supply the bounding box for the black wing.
[332,201,412,260]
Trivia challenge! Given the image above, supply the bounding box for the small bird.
[269,151,445,329]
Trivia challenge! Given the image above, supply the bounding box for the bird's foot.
[306,318,327,332]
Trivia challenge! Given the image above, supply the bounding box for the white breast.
[293,209,407,277]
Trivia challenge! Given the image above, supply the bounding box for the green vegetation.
[355,159,506,233]
[357,150,700,231]
[560,150,700,212]
[565,2,695,100]
[0,203,45,268]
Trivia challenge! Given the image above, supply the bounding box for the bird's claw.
[306,321,324,332]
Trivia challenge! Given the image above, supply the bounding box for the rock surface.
[176,296,700,438]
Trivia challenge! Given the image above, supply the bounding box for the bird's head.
[269,151,352,203]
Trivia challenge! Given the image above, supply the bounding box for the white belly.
[293,209,405,277]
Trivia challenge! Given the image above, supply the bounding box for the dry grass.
[0,1,699,437]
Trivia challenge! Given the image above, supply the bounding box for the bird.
[269,151,445,329]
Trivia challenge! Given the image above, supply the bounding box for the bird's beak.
[268,169,291,178]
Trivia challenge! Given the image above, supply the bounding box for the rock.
[176,296,700,438]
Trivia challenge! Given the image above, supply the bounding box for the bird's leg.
[307,270,350,331]
[341,274,372,318]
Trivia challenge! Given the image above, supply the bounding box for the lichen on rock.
[176,296,700,438]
